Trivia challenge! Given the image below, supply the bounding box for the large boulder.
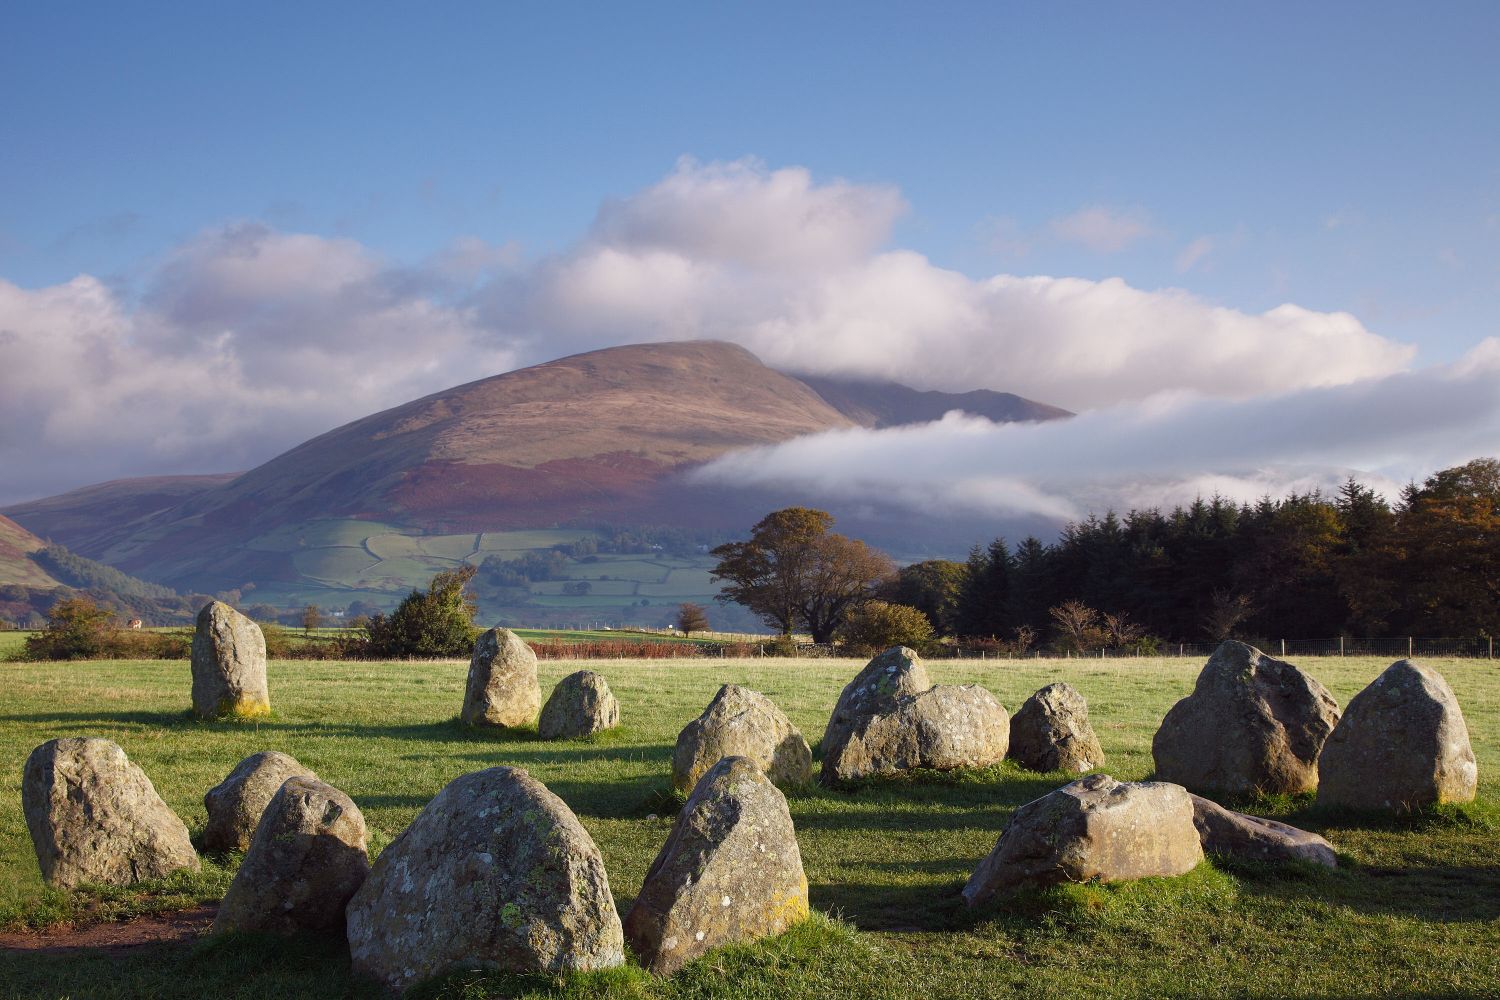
[1317,659,1478,812]
[1152,641,1340,798]
[963,774,1202,907]
[203,751,316,852]
[212,776,370,935]
[539,670,620,740]
[672,685,812,793]
[461,627,542,728]
[346,766,624,993]
[821,646,932,762]
[22,738,199,888]
[822,684,1009,784]
[191,601,270,719]
[625,756,810,975]
[1007,682,1105,773]
[1189,793,1337,868]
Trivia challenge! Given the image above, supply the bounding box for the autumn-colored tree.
[882,559,966,636]
[1389,458,1500,636]
[675,602,710,636]
[838,601,933,654]
[1202,589,1254,642]
[301,603,323,633]
[711,508,895,643]
[1049,600,1104,653]
[25,596,115,660]
[363,565,480,658]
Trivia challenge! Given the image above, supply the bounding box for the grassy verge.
[0,655,1495,998]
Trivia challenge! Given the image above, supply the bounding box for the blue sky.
[2,2,1498,507]
[5,2,1496,361]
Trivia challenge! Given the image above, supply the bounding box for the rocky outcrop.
[625,756,809,975]
[202,751,316,852]
[539,670,620,739]
[212,776,369,935]
[964,774,1202,906]
[460,628,541,729]
[1317,659,1478,812]
[1189,793,1336,868]
[1007,682,1105,773]
[346,766,623,993]
[191,601,270,719]
[22,738,199,888]
[823,684,1009,783]
[1152,641,1340,798]
[672,685,812,793]
[821,646,932,765]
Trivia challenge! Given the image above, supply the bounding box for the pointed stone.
[23,738,199,888]
[1318,659,1477,811]
[1008,682,1105,773]
[625,756,809,975]
[213,776,369,935]
[1152,641,1339,797]
[672,684,811,793]
[346,766,623,993]
[820,646,931,777]
[203,751,317,852]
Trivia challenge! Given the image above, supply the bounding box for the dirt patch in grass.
[0,903,215,955]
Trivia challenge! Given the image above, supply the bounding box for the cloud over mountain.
[0,158,1422,503]
[693,339,1500,520]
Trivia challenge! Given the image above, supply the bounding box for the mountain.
[797,375,1070,427]
[3,341,1070,616]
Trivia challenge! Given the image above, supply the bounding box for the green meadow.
[0,654,1496,999]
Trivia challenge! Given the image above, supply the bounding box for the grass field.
[0,654,1496,999]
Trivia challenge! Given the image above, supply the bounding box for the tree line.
[712,458,1500,650]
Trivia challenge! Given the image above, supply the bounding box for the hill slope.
[4,341,1070,605]
[0,516,64,589]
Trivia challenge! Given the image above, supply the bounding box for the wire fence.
[946,636,1497,660]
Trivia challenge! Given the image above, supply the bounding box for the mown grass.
[0,654,1496,999]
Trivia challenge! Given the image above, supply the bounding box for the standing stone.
[191,601,270,719]
[539,670,620,739]
[821,646,932,766]
[1008,682,1105,773]
[22,738,199,888]
[203,751,316,852]
[346,766,624,993]
[672,685,812,793]
[963,774,1202,907]
[1317,659,1478,812]
[461,628,542,728]
[1189,793,1337,868]
[212,776,370,935]
[625,756,809,976]
[1152,641,1340,798]
[822,684,1009,783]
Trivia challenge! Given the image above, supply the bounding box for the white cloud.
[1048,205,1155,253]
[0,158,1428,504]
[691,339,1500,522]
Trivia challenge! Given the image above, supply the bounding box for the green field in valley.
[0,654,1496,998]
[231,520,729,628]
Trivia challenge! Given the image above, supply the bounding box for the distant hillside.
[0,515,65,589]
[3,341,1070,613]
[796,375,1072,427]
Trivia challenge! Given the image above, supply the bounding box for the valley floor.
[0,655,1496,999]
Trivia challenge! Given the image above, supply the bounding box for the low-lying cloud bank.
[0,157,1431,503]
[691,339,1500,523]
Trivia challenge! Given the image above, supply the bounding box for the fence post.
[1408,636,1413,658]
[1178,643,1184,657]
[1491,637,1494,660]
[1339,636,1345,657]
[1280,639,1285,657]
